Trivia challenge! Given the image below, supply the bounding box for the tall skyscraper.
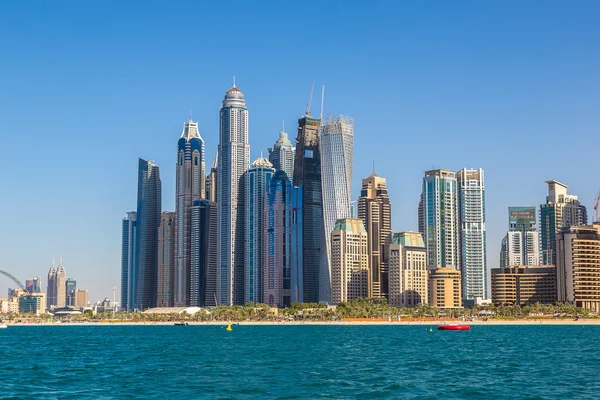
[291,184,304,303]
[264,170,296,307]
[47,262,56,308]
[55,260,67,307]
[419,169,458,270]
[500,207,540,268]
[358,172,392,298]
[268,123,295,177]
[32,277,42,293]
[293,115,325,304]
[190,200,218,307]
[330,218,369,305]
[457,168,487,300]
[175,117,205,307]
[320,115,354,304]
[540,180,587,265]
[205,152,218,203]
[65,278,76,306]
[388,232,428,308]
[217,83,250,306]
[157,211,175,307]
[121,211,137,311]
[244,157,275,304]
[134,158,161,310]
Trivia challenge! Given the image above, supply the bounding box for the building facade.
[556,224,600,311]
[268,125,295,177]
[205,152,218,203]
[358,172,392,299]
[47,262,57,308]
[429,268,461,308]
[65,278,76,306]
[457,168,487,301]
[121,211,137,311]
[190,200,218,307]
[217,83,250,306]
[491,266,557,305]
[157,211,176,307]
[175,117,205,307]
[292,116,325,304]
[500,207,540,268]
[18,294,46,315]
[388,232,428,308]
[73,289,89,308]
[134,158,161,310]
[55,261,67,308]
[244,157,275,304]
[330,218,369,305]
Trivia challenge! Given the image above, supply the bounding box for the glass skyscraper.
[121,211,137,311]
[190,199,217,307]
[500,206,539,268]
[268,124,295,178]
[157,211,175,307]
[217,83,250,306]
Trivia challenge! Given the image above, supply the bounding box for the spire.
[233,75,236,87]
[189,111,193,122]
[282,120,285,133]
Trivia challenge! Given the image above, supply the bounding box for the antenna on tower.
[233,75,236,87]
[320,85,325,120]
[282,120,285,132]
[306,80,315,116]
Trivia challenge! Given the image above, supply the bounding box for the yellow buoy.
[226,324,232,331]
[429,328,433,332]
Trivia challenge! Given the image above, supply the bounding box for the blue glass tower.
[121,211,137,311]
[190,199,217,307]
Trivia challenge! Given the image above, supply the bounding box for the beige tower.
[330,218,369,305]
[157,212,176,307]
[429,268,461,308]
[358,172,392,299]
[55,260,67,307]
[388,232,428,308]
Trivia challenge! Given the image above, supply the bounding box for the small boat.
[174,322,188,326]
[0,323,7,329]
[438,324,470,331]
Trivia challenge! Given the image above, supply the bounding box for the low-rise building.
[491,266,557,305]
[429,268,461,308]
[18,293,47,315]
[0,298,9,313]
[73,289,89,309]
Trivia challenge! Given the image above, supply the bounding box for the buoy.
[429,328,433,332]
[226,324,232,331]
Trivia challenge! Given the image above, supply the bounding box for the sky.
[1,1,599,302]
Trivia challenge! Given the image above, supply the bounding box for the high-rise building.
[65,278,76,306]
[217,83,250,306]
[264,171,297,307]
[388,232,428,308]
[419,169,458,270]
[330,218,369,305]
[292,115,325,304]
[320,115,354,304]
[32,277,42,293]
[46,262,56,308]
[190,199,218,307]
[268,124,295,177]
[556,224,600,311]
[457,168,487,301]
[540,180,587,265]
[500,207,540,268]
[134,158,161,310]
[428,268,461,308]
[157,211,175,307]
[491,266,557,305]
[55,261,67,307]
[291,185,304,303]
[205,152,218,203]
[175,117,205,307]
[358,172,392,298]
[244,157,275,304]
[121,211,137,311]
[25,280,34,293]
[73,289,89,308]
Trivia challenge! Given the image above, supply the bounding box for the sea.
[1,324,599,399]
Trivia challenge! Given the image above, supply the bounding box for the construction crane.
[305,80,315,116]
[594,191,600,222]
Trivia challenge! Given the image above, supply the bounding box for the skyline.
[1,2,600,301]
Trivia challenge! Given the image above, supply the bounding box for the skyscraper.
[134,158,161,310]
[330,218,369,305]
[268,123,295,177]
[293,115,325,304]
[121,211,137,311]
[205,152,218,203]
[419,169,458,271]
[457,168,487,300]
[65,278,76,306]
[388,232,428,308]
[175,117,205,307]
[500,207,540,268]
[358,172,392,298]
[244,157,275,304]
[540,180,587,265]
[217,83,250,306]
[32,277,42,293]
[264,170,296,307]
[46,262,56,308]
[157,211,175,307]
[55,260,67,307]
[190,199,218,307]
[320,115,354,304]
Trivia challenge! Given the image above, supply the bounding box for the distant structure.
[217,82,250,306]
[500,207,540,268]
[429,268,461,309]
[556,224,600,311]
[46,262,57,308]
[205,151,218,203]
[268,123,295,178]
[65,278,76,306]
[330,218,369,305]
[175,117,205,307]
[244,157,275,304]
[457,168,487,301]
[190,199,217,307]
[491,266,556,305]
[540,180,587,265]
[388,232,428,308]
[121,211,137,311]
[73,289,89,308]
[157,212,176,307]
[293,115,325,304]
[134,158,161,310]
[55,261,67,308]
[358,172,392,299]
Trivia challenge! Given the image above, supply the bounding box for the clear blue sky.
[1,1,599,302]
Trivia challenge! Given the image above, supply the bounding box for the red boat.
[438,324,470,331]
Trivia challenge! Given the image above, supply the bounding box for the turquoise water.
[1,325,599,399]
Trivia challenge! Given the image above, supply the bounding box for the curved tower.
[217,83,250,305]
[175,117,205,306]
